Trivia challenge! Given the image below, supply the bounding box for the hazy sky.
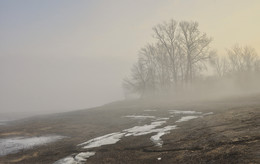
[1,0,259,118]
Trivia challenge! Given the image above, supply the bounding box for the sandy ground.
[0,95,259,164]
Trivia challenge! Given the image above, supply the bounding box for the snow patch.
[53,157,76,164]
[56,110,206,162]
[150,132,166,147]
[0,135,65,157]
[124,115,155,119]
[169,110,202,115]
[53,152,95,164]
[78,132,125,149]
[75,152,95,162]
[150,125,177,146]
[124,121,166,136]
[176,116,200,122]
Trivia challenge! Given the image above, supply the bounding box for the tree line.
[123,19,260,97]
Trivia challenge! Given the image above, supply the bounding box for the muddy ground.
[0,95,259,164]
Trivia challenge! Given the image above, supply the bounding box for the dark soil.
[0,95,259,164]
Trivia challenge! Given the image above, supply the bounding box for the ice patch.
[150,125,177,146]
[78,132,125,149]
[0,135,65,157]
[124,115,156,119]
[176,116,200,123]
[53,152,95,164]
[124,121,166,136]
[169,110,202,115]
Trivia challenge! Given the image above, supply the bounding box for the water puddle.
[0,135,65,157]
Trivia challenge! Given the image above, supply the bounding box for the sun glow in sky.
[0,0,259,118]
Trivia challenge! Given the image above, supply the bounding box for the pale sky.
[0,0,259,118]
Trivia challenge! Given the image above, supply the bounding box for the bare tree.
[123,19,213,97]
[179,21,212,84]
[228,45,259,73]
[122,60,150,97]
[210,53,230,77]
[138,44,158,92]
[153,20,179,85]
[153,43,172,90]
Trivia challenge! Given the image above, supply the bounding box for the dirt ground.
[0,95,259,164]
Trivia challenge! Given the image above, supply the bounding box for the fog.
[1,0,260,119]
